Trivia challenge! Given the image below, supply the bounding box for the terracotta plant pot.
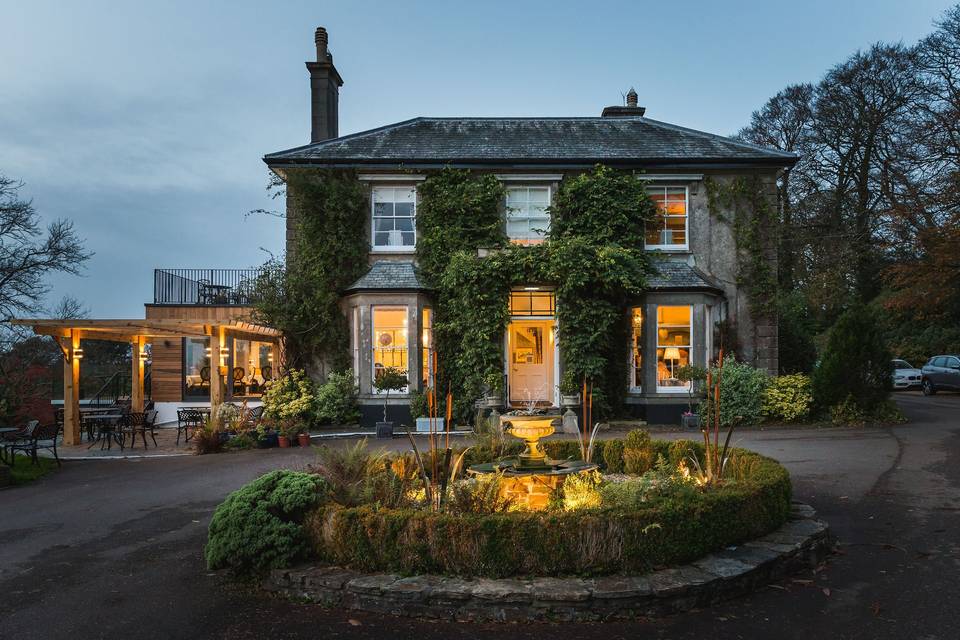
[297,432,311,447]
[278,435,291,448]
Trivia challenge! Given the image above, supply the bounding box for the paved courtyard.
[1,391,958,639]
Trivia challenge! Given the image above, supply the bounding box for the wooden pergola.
[9,318,282,445]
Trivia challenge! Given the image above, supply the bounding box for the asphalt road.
[1,391,958,639]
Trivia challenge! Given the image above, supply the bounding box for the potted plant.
[479,371,504,408]
[297,429,311,448]
[559,370,581,408]
[255,421,278,448]
[277,418,300,448]
[374,366,408,439]
[676,364,708,428]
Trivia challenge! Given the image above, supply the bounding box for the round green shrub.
[602,439,626,473]
[623,429,654,474]
[762,373,813,422]
[700,356,770,427]
[315,370,359,425]
[302,442,791,578]
[205,470,327,575]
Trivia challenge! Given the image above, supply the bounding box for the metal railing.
[153,268,264,305]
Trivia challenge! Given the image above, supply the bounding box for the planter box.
[478,396,503,409]
[681,414,701,429]
[376,421,394,439]
[415,417,445,432]
[560,394,581,408]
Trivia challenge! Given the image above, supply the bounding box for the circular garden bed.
[206,433,794,580]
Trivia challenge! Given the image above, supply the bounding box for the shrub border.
[302,440,792,578]
[267,502,831,622]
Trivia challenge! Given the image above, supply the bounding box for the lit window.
[372,306,408,387]
[183,337,211,399]
[230,339,275,398]
[656,305,691,391]
[506,186,550,245]
[372,186,416,251]
[644,186,687,249]
[509,289,555,316]
[631,308,643,391]
[421,308,433,389]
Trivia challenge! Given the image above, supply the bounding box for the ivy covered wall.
[417,166,657,420]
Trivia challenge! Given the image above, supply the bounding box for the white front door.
[508,320,553,404]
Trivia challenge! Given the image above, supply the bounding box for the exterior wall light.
[72,347,84,361]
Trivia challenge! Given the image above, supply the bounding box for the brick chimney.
[601,88,646,117]
[306,27,343,143]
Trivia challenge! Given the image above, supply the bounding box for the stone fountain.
[467,410,597,510]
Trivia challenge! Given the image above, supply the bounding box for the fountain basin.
[501,414,557,470]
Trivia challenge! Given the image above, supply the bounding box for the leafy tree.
[812,302,891,411]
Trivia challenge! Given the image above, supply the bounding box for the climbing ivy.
[253,169,368,374]
[704,175,779,315]
[419,166,656,420]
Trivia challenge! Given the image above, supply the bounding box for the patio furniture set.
[1,420,62,467]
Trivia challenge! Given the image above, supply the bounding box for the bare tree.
[0,175,92,322]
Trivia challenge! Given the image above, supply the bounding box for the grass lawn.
[2,454,59,486]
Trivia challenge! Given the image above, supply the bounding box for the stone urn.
[500,414,557,469]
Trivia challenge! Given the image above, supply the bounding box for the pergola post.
[62,330,81,445]
[131,336,145,413]
[209,327,224,423]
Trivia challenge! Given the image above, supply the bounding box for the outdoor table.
[84,414,124,450]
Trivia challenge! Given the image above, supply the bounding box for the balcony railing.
[153,268,264,305]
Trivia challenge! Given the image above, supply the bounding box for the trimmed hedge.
[301,440,792,578]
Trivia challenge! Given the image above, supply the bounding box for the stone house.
[264,28,796,426]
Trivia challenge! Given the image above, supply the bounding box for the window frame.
[644,185,689,251]
[629,307,643,393]
[655,304,693,394]
[371,305,410,393]
[370,185,417,253]
[505,185,552,245]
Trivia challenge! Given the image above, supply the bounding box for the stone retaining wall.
[265,502,832,623]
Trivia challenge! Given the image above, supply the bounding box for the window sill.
[644,246,690,252]
[371,247,416,254]
[656,387,690,394]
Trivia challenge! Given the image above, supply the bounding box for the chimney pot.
[626,88,638,108]
[601,88,646,118]
[315,27,328,61]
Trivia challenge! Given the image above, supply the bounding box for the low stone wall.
[265,502,832,622]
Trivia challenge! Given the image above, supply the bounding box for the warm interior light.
[663,347,681,361]
[523,286,540,291]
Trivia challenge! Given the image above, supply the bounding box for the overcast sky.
[1,0,955,317]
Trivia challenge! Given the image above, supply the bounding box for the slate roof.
[344,260,429,292]
[647,260,722,293]
[265,117,797,167]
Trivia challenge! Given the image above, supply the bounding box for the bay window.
[645,186,688,249]
[372,186,416,251]
[631,307,643,391]
[656,305,692,391]
[506,186,550,245]
[372,306,408,389]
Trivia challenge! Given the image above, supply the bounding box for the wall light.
[72,347,84,361]
[139,349,149,361]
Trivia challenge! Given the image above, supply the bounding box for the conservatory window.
[506,186,551,245]
[644,186,688,249]
[372,186,416,251]
[421,308,433,389]
[656,305,691,392]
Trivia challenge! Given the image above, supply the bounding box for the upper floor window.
[506,186,550,245]
[644,186,688,250]
[372,186,416,251]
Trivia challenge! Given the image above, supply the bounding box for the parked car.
[891,359,922,390]
[921,354,960,395]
